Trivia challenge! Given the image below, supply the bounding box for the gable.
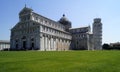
[19,7,33,16]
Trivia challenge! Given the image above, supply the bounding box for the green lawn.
[0,51,120,72]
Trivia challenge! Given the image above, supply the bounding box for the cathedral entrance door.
[16,44,18,49]
[31,43,34,50]
[23,41,26,50]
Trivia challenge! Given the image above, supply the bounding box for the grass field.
[0,51,120,72]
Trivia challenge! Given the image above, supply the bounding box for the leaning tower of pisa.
[93,18,102,50]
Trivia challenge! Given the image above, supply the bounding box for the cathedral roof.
[69,26,90,30]
[0,40,10,43]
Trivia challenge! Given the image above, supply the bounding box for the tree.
[102,43,110,50]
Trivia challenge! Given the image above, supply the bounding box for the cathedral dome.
[59,14,71,24]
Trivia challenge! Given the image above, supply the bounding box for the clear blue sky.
[0,0,120,44]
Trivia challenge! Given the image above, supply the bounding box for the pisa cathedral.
[10,6,102,51]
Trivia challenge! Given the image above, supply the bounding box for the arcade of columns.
[40,34,70,51]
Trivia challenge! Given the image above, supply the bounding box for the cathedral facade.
[10,6,102,51]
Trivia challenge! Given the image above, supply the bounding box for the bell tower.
[93,18,102,50]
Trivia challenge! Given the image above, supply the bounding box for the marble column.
[40,36,44,51]
[45,36,47,51]
[63,40,65,50]
[48,37,50,51]
[58,39,60,51]
[53,38,56,50]
[60,39,62,51]
[56,38,58,51]
[44,36,46,51]
[53,38,54,50]
[46,36,48,51]
[47,37,49,51]
[41,36,45,51]
[51,37,53,50]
